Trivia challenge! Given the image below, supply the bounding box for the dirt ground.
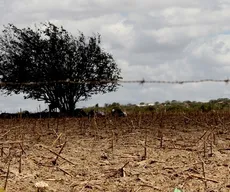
[0,112,230,192]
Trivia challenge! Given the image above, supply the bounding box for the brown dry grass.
[0,111,230,192]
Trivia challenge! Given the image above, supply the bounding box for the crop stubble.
[0,111,230,191]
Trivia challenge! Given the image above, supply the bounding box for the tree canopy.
[0,22,122,115]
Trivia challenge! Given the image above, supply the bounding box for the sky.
[1,0,230,112]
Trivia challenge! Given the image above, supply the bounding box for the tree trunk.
[68,100,76,117]
[50,94,76,117]
[60,98,75,117]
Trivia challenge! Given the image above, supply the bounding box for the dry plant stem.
[131,120,135,132]
[110,162,130,178]
[218,148,230,151]
[7,147,11,160]
[80,120,84,135]
[121,162,129,169]
[218,113,226,132]
[213,132,216,145]
[79,185,85,192]
[138,112,142,128]
[44,178,62,181]
[94,117,98,139]
[198,130,208,141]
[1,145,3,157]
[139,184,161,191]
[160,133,163,148]
[52,128,58,137]
[0,140,25,145]
[111,130,114,155]
[201,160,207,189]
[63,118,66,137]
[184,115,216,132]
[104,118,107,129]
[56,118,59,133]
[39,144,75,165]
[188,173,218,183]
[4,158,11,190]
[143,145,147,160]
[210,140,213,156]
[47,120,50,130]
[56,166,73,177]
[0,130,11,140]
[52,133,63,147]
[227,166,230,187]
[159,112,164,129]
[134,186,142,192]
[53,141,67,165]
[18,125,21,141]
[120,162,129,177]
[203,140,206,158]
[143,128,148,160]
[32,121,36,135]
[19,150,22,173]
[14,129,17,140]
[19,143,26,155]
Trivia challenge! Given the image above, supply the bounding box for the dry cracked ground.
[0,113,230,192]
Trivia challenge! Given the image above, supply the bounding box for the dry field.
[0,111,230,192]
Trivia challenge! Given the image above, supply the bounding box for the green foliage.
[0,22,122,115]
[174,188,182,192]
[110,102,120,107]
[82,98,230,116]
[104,98,230,114]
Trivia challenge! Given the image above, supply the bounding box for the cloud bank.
[1,0,230,112]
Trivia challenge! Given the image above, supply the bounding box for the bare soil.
[0,112,230,192]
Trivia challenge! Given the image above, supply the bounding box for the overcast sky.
[1,0,230,112]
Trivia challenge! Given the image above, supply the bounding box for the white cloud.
[1,0,230,112]
[187,35,230,65]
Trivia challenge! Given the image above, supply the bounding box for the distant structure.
[136,103,154,107]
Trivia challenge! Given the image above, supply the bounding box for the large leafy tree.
[0,22,122,115]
